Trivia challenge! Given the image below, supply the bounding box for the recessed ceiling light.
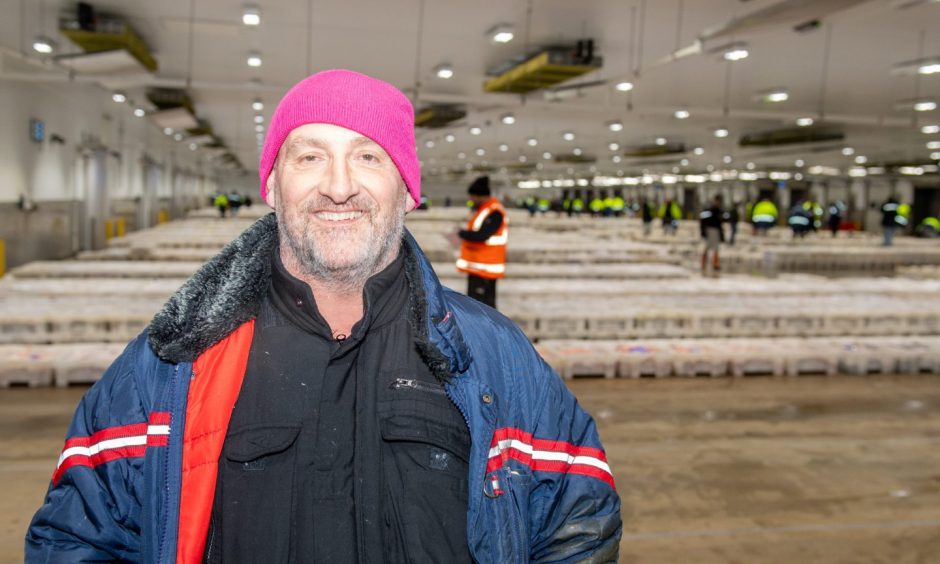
[855,155,868,164]
[746,162,756,170]
[527,137,538,146]
[475,148,486,156]
[655,137,667,146]
[133,108,146,118]
[723,155,732,164]
[164,127,174,136]
[253,115,264,124]
[919,62,940,75]
[434,64,454,79]
[615,81,634,92]
[795,159,805,167]
[445,134,456,143]
[931,152,940,160]
[928,141,940,149]
[255,124,264,133]
[487,23,514,44]
[722,46,749,62]
[499,143,509,152]
[693,146,705,155]
[469,126,482,135]
[173,133,183,141]
[680,159,689,166]
[612,155,622,163]
[425,140,435,148]
[674,110,690,119]
[713,128,729,138]
[457,152,466,159]
[607,120,624,132]
[915,100,938,112]
[246,52,263,67]
[608,142,620,151]
[242,5,261,26]
[112,92,127,103]
[518,155,527,162]
[189,143,198,151]
[573,147,582,156]
[252,99,264,111]
[842,147,855,156]
[761,89,789,103]
[563,131,575,141]
[542,152,552,160]
[500,113,516,125]
[32,35,55,54]
[796,117,815,127]
[921,124,940,134]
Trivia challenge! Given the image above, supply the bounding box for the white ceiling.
[3,0,940,181]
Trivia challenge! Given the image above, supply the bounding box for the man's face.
[266,123,415,287]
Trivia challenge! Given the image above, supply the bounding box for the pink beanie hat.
[259,69,420,206]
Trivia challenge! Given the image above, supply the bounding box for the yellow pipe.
[116,217,126,237]
[104,219,114,240]
[158,209,169,224]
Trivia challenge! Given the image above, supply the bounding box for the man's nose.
[319,157,359,204]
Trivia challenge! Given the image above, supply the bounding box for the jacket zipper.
[157,364,182,563]
[389,377,447,395]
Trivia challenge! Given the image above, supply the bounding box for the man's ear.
[263,169,278,208]
[403,183,417,213]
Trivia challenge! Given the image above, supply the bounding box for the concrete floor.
[3,375,940,563]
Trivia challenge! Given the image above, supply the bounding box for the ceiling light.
[189,143,198,151]
[612,155,622,163]
[252,99,264,111]
[722,46,749,62]
[543,152,552,160]
[469,126,482,135]
[112,91,127,103]
[746,162,756,170]
[714,128,729,138]
[759,89,789,103]
[693,146,705,155]
[434,64,454,79]
[501,113,516,125]
[723,155,733,164]
[457,152,466,159]
[615,81,634,92]
[607,121,624,132]
[499,143,509,152]
[32,35,55,54]
[608,142,620,151]
[475,148,486,156]
[253,115,264,124]
[931,152,940,160]
[848,167,867,178]
[133,107,146,118]
[915,100,938,112]
[919,62,940,75]
[842,147,855,156]
[242,5,261,26]
[445,134,455,143]
[173,133,183,141]
[674,110,690,119]
[163,127,173,136]
[246,52,263,67]
[795,159,805,167]
[563,131,575,141]
[796,117,815,127]
[922,125,940,134]
[573,147,582,156]
[255,124,264,133]
[518,155,527,162]
[487,23,514,44]
[855,155,868,164]
[680,158,689,166]
[928,141,940,149]
[425,140,435,148]
[527,137,538,146]
[654,137,667,146]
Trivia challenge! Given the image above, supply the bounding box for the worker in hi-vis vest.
[455,176,508,309]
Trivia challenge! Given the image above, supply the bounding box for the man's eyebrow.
[283,135,381,155]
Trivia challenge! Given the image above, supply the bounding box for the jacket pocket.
[217,424,300,562]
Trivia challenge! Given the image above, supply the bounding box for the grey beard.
[276,195,407,293]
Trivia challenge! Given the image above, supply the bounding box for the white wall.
[0,77,210,205]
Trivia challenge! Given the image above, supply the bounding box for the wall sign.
[29,118,45,143]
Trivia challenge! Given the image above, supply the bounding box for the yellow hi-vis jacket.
[457,197,508,279]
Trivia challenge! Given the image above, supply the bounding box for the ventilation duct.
[484,41,603,94]
[415,105,467,128]
[739,126,844,147]
[59,2,158,72]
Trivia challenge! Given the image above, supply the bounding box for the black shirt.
[204,246,471,563]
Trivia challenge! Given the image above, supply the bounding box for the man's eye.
[360,153,380,162]
[301,154,321,162]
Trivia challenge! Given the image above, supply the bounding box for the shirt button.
[481,393,493,404]
[295,298,303,307]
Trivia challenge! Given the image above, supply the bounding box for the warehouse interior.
[2,0,940,561]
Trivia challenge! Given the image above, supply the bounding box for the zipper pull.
[390,378,417,389]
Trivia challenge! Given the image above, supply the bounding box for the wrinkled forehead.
[278,123,385,158]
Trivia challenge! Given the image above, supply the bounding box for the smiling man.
[26,70,621,563]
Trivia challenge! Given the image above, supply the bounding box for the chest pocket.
[379,375,473,563]
[213,424,300,563]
